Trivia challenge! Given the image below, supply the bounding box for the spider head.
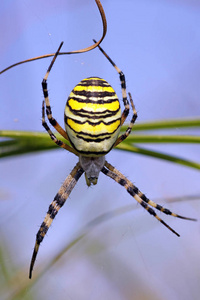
[79,156,105,187]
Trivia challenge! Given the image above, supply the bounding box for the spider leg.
[105,161,196,221]
[93,40,129,125]
[42,42,70,141]
[42,100,78,155]
[101,161,196,237]
[29,162,84,279]
[94,41,137,145]
[114,92,137,147]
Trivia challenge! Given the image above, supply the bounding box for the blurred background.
[0,0,200,299]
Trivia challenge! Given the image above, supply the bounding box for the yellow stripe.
[67,118,120,135]
[73,85,114,92]
[68,98,120,112]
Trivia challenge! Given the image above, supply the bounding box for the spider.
[29,41,195,278]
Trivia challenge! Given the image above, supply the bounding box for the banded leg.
[94,39,129,125]
[42,42,69,141]
[29,162,84,279]
[101,161,196,237]
[114,92,137,146]
[94,40,137,145]
[42,100,78,155]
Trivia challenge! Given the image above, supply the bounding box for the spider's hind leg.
[101,161,196,237]
[29,162,84,279]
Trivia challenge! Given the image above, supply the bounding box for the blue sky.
[0,1,200,299]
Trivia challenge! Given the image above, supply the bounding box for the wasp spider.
[29,41,195,278]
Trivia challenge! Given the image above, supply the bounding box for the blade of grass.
[0,131,57,158]
[0,120,199,170]
[121,118,200,132]
[127,134,200,143]
[117,143,200,170]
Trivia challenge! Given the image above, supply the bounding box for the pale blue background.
[0,1,200,299]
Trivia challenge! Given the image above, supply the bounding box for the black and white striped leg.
[42,42,69,141]
[29,162,84,279]
[93,40,130,124]
[42,100,77,155]
[94,40,137,145]
[114,92,138,146]
[101,161,196,237]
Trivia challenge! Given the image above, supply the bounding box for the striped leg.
[94,41,137,145]
[114,92,137,146]
[29,162,84,279]
[101,161,196,237]
[93,40,129,125]
[42,100,77,155]
[42,42,69,141]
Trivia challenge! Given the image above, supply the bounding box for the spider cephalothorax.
[29,41,195,279]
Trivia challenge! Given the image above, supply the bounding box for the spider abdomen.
[65,77,121,156]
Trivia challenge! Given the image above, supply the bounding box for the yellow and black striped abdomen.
[64,77,121,156]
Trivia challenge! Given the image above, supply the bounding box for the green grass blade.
[0,131,57,158]
[127,134,200,143]
[0,117,200,171]
[121,118,200,132]
[117,143,200,170]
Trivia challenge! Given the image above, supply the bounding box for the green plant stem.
[117,143,200,170]
[121,118,200,132]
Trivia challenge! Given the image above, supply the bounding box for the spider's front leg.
[94,40,137,146]
[29,162,84,279]
[94,39,130,125]
[42,100,77,155]
[114,92,138,147]
[42,42,69,140]
[41,42,78,155]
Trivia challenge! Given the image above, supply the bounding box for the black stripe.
[140,201,148,209]
[68,96,118,104]
[66,120,120,137]
[68,138,113,155]
[36,222,48,243]
[66,103,120,119]
[77,135,111,143]
[146,207,156,216]
[74,167,84,180]
[42,80,48,98]
[55,140,63,146]
[54,193,65,208]
[45,105,52,115]
[101,167,109,175]
[119,72,126,89]
[138,192,172,216]
[72,90,116,98]
[65,116,121,127]
[74,129,111,138]
[78,79,110,87]
[139,199,157,217]
[118,178,127,186]
[156,205,172,215]
[101,167,118,180]
[47,203,59,219]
